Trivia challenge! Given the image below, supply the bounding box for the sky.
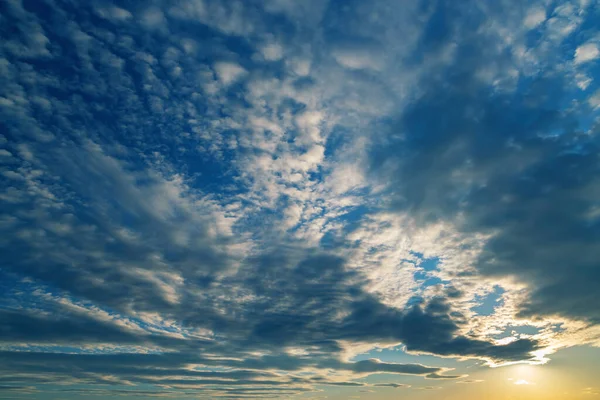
[1,0,600,399]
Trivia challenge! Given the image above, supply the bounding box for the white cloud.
[574,42,600,64]
[213,61,247,86]
[295,110,324,144]
[96,6,132,21]
[0,149,13,158]
[524,7,546,29]
[327,162,365,195]
[140,7,167,30]
[332,47,384,71]
[576,73,592,90]
[545,3,583,41]
[589,90,600,109]
[282,202,304,230]
[288,58,311,76]
[169,0,255,36]
[260,41,284,61]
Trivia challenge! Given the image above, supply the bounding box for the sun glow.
[514,379,531,385]
[510,365,539,386]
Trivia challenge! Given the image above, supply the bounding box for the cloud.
[332,46,384,71]
[576,73,592,90]
[1,0,599,397]
[95,6,133,22]
[0,132,520,392]
[0,347,455,397]
[168,0,258,36]
[368,0,600,327]
[575,42,600,64]
[590,90,600,109]
[0,308,144,345]
[373,383,409,388]
[456,379,484,384]
[214,61,248,86]
[259,41,284,61]
[524,6,547,29]
[140,7,168,31]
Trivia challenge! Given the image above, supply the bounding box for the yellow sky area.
[323,346,600,400]
[432,363,596,400]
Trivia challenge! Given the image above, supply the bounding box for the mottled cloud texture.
[1,0,599,398]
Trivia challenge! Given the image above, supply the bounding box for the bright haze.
[1,0,600,399]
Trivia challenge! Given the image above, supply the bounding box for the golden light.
[514,379,531,385]
[510,365,538,386]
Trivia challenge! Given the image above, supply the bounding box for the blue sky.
[1,0,600,399]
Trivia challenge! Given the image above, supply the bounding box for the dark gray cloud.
[369,0,600,323]
[225,250,539,362]
[0,231,538,389]
[373,383,409,388]
[0,348,438,398]
[343,359,439,375]
[339,294,540,361]
[0,308,142,344]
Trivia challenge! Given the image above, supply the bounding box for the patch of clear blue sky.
[409,254,448,292]
[470,286,505,316]
[492,325,541,340]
